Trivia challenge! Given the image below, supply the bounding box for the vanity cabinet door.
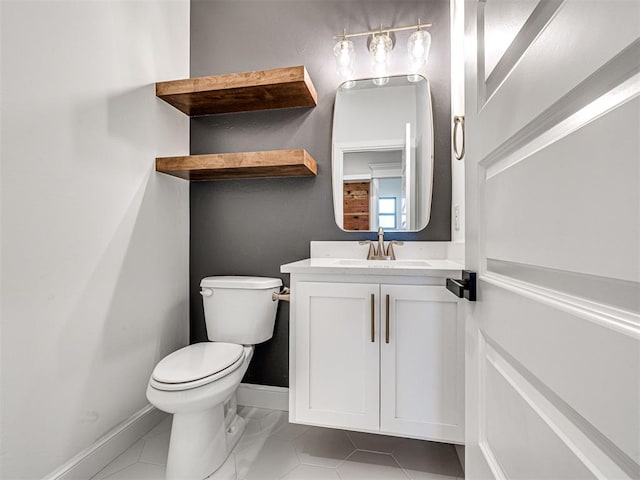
[294,281,380,431]
[380,285,464,443]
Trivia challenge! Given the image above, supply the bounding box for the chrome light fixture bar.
[332,20,432,40]
[333,20,432,85]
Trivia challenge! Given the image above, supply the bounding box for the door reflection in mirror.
[332,75,433,232]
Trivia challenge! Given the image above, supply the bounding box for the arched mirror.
[332,75,433,231]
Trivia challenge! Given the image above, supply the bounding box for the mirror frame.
[331,74,434,232]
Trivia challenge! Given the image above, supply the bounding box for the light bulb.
[333,38,355,80]
[370,33,392,66]
[407,29,431,72]
[372,76,389,86]
[369,33,392,85]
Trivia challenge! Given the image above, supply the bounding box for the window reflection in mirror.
[332,75,433,232]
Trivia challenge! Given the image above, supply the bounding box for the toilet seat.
[150,342,245,391]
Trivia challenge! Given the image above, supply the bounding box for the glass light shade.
[370,33,392,85]
[370,33,392,66]
[407,29,431,72]
[372,76,389,86]
[333,38,355,79]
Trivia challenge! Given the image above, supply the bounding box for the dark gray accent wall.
[190,0,451,387]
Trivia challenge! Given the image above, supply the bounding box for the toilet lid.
[152,342,244,385]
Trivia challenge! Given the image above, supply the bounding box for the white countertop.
[281,241,465,277]
[280,257,464,276]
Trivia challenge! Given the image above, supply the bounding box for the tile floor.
[90,407,464,480]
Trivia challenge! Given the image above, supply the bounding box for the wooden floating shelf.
[156,66,318,116]
[156,149,317,181]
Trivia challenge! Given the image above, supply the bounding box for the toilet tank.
[200,276,282,345]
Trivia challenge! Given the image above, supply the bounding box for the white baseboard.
[43,404,167,480]
[455,444,465,474]
[237,383,289,411]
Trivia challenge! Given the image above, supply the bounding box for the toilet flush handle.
[272,286,290,302]
[200,288,213,297]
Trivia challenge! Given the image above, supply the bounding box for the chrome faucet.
[386,240,404,260]
[376,227,385,260]
[359,227,404,260]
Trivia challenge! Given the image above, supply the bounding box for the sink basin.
[334,259,431,268]
[389,260,432,267]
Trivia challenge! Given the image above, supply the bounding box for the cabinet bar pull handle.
[370,293,375,342]
[385,294,390,343]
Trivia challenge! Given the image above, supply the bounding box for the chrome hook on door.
[453,115,465,160]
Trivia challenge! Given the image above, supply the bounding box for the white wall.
[334,83,417,145]
[451,0,465,244]
[343,150,402,177]
[0,1,190,478]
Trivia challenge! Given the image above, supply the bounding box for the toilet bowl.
[146,276,282,480]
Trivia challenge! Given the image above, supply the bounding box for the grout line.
[231,450,239,480]
[257,410,282,435]
[90,462,129,480]
[344,431,357,450]
[134,438,145,462]
[257,416,267,433]
[276,461,301,480]
[138,460,168,467]
[354,447,397,456]
[335,449,357,469]
[391,451,414,480]
[391,457,411,480]
[290,434,303,469]
[90,439,147,480]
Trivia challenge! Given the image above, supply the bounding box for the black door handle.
[446,270,476,301]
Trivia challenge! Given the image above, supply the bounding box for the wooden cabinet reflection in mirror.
[343,181,370,230]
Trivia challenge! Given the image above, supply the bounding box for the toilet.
[146,276,282,480]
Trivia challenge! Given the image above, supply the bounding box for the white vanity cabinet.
[294,281,380,431]
[289,275,464,444]
[379,284,463,443]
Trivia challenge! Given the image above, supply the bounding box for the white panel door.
[403,122,414,229]
[294,281,380,430]
[380,285,464,443]
[465,1,640,478]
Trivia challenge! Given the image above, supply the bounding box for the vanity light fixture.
[333,31,356,87]
[369,31,393,85]
[407,20,432,81]
[333,19,432,84]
